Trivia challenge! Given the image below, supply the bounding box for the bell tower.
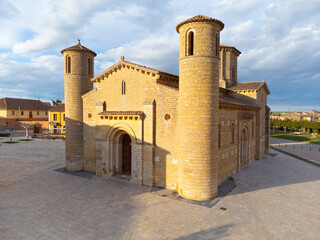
[176,15,224,201]
[61,40,97,171]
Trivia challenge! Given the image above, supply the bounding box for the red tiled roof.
[228,81,270,94]
[0,98,51,111]
[176,15,224,32]
[219,95,261,109]
[61,41,97,56]
[50,103,65,112]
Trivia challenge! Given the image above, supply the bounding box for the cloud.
[96,33,179,74]
[0,53,63,101]
[0,0,319,111]
[0,1,19,19]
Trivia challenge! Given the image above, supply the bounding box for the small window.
[216,32,219,56]
[252,125,254,138]
[63,114,65,121]
[12,111,14,115]
[29,111,33,118]
[53,113,58,121]
[231,123,235,144]
[187,31,194,56]
[232,67,235,82]
[21,111,24,116]
[103,101,106,111]
[66,56,71,73]
[218,124,221,148]
[37,111,39,116]
[88,58,91,75]
[122,80,126,95]
[45,111,48,115]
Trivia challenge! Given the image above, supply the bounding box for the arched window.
[218,124,221,148]
[216,32,219,56]
[232,67,235,82]
[187,30,194,56]
[88,58,91,75]
[252,124,254,138]
[103,101,106,112]
[231,123,235,144]
[122,80,126,95]
[66,56,71,73]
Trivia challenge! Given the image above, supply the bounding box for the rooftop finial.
[120,56,125,61]
[78,39,81,45]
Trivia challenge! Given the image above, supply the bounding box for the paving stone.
[0,139,319,239]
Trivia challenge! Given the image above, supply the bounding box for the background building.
[49,103,65,135]
[0,97,51,132]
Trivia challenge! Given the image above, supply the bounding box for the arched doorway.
[240,127,248,169]
[121,134,132,175]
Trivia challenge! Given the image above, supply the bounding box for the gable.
[91,59,179,89]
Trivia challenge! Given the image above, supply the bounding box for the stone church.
[61,15,270,201]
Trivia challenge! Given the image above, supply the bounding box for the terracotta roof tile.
[176,14,224,32]
[50,103,65,112]
[219,95,260,108]
[0,98,51,111]
[61,41,97,56]
[228,82,264,91]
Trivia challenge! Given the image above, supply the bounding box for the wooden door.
[122,134,132,175]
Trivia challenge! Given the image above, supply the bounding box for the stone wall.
[63,49,95,171]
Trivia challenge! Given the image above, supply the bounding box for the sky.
[0,0,319,112]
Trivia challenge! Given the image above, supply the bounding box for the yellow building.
[61,15,270,201]
[0,97,50,131]
[49,103,65,134]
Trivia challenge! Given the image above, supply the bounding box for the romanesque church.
[61,15,270,201]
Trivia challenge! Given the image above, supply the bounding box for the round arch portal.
[106,124,137,178]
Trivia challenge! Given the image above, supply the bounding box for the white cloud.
[0,53,63,100]
[96,33,179,74]
[0,0,320,109]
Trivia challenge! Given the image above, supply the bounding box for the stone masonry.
[61,15,270,201]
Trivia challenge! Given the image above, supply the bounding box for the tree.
[51,99,62,106]
[0,123,16,142]
[21,123,40,139]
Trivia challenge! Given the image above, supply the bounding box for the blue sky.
[0,0,319,111]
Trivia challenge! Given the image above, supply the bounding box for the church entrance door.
[122,134,132,175]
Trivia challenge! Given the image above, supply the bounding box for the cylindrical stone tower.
[61,40,96,171]
[176,15,224,201]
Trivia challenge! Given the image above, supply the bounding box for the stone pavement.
[270,137,320,165]
[0,137,319,239]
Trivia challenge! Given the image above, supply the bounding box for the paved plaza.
[270,137,320,165]
[0,137,319,239]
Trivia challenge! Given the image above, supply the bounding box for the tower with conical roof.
[176,15,224,200]
[61,40,97,171]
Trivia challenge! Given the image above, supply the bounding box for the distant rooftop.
[50,103,65,112]
[0,97,51,111]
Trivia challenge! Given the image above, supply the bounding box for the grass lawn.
[2,141,19,144]
[270,133,320,144]
[19,139,33,141]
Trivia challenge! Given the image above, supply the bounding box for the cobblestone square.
[0,137,319,239]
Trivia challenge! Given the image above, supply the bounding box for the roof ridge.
[92,59,178,83]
